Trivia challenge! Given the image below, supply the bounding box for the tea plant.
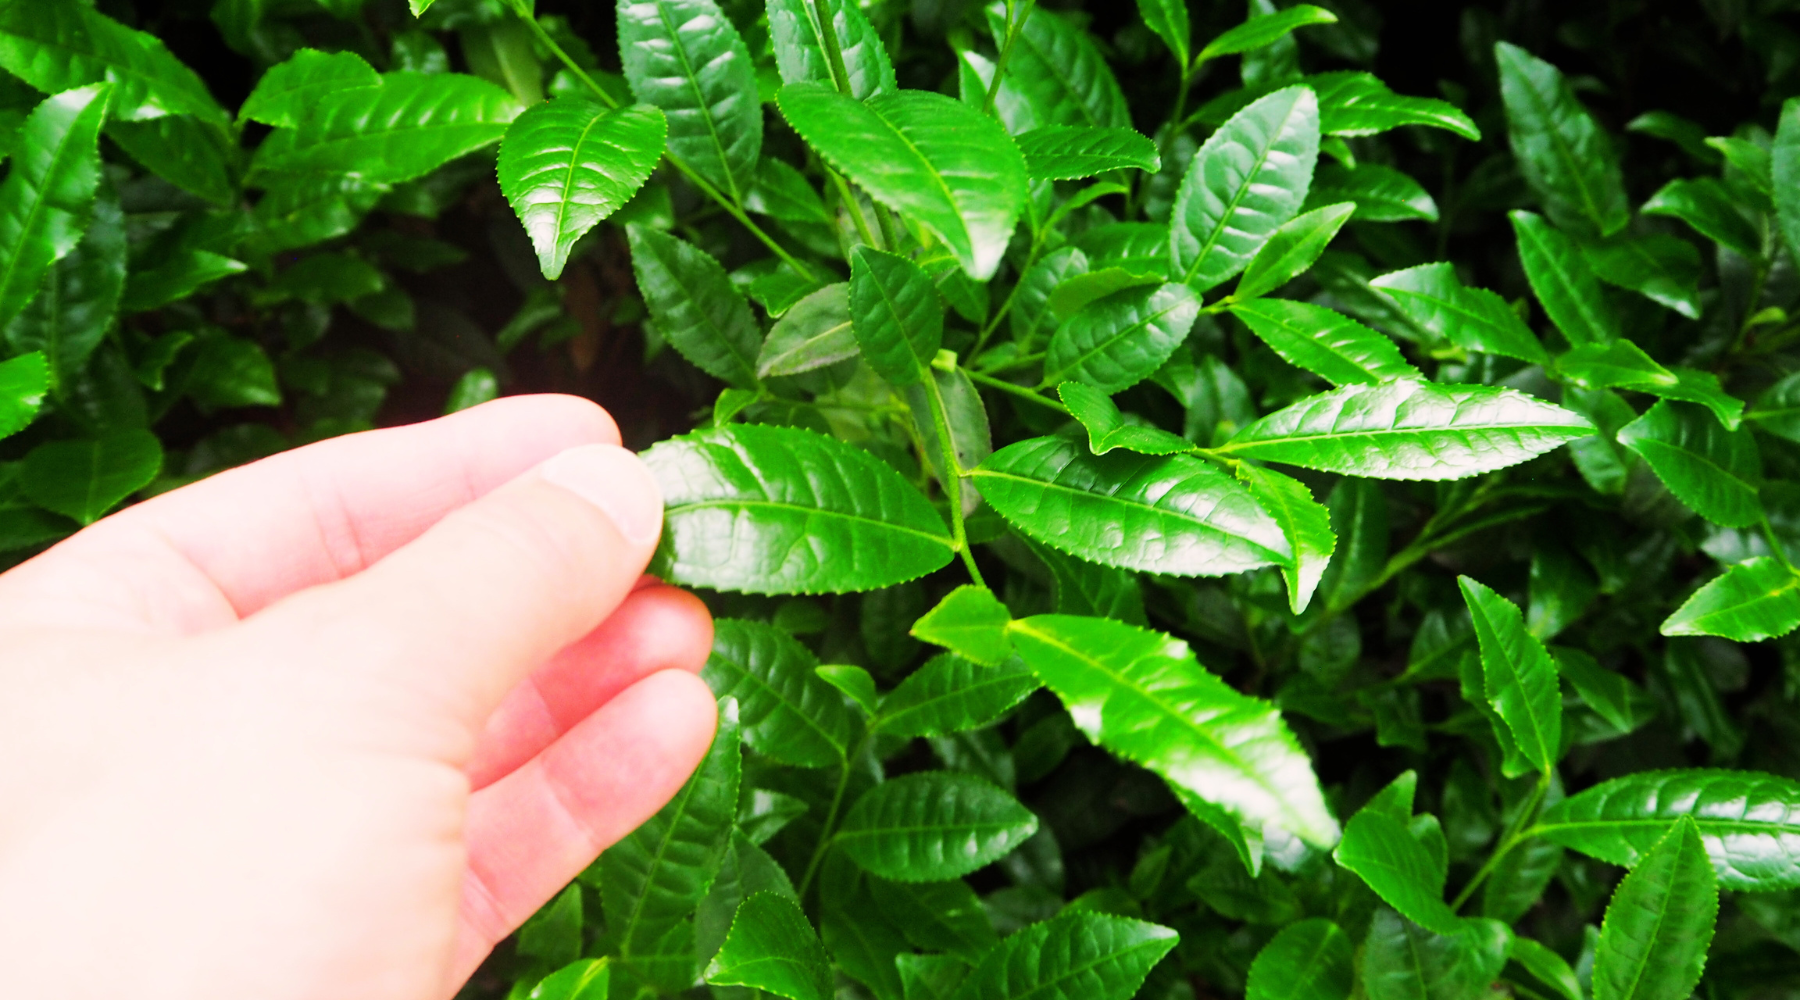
[3,1,1800,1000]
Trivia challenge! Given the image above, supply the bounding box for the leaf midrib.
[714,653,848,757]
[1046,294,1187,384]
[0,97,100,316]
[668,497,953,548]
[652,0,745,203]
[1181,93,1304,284]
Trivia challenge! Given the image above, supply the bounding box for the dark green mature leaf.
[1460,577,1561,776]
[239,48,380,128]
[1552,647,1654,736]
[1495,42,1628,238]
[627,225,761,388]
[1227,299,1419,385]
[619,0,760,202]
[778,83,1026,280]
[1509,211,1618,346]
[20,427,161,525]
[1360,908,1511,1000]
[972,434,1291,577]
[598,700,740,982]
[1058,381,1194,456]
[906,365,992,515]
[910,586,1015,667]
[1172,86,1319,293]
[704,619,854,767]
[704,892,833,1000]
[0,85,110,329]
[1016,126,1159,181]
[758,283,855,377]
[1535,769,1800,890]
[1369,263,1547,363]
[0,351,48,440]
[1237,463,1334,614]
[1335,808,1459,934]
[837,771,1038,881]
[1580,233,1702,320]
[1198,5,1337,63]
[107,115,237,206]
[499,99,665,280]
[1310,72,1480,142]
[1481,834,1564,924]
[1775,98,1800,259]
[0,1,225,124]
[1235,203,1355,301]
[1218,380,1593,480]
[121,250,247,313]
[1044,283,1200,394]
[1662,557,1800,641]
[1591,818,1718,1000]
[850,246,943,387]
[1617,400,1762,528]
[5,184,123,385]
[985,3,1129,130]
[1310,163,1438,222]
[1246,919,1354,1000]
[1008,614,1340,848]
[767,0,895,100]
[643,423,955,594]
[1508,938,1583,1000]
[876,652,1039,738]
[868,876,995,962]
[1642,178,1762,258]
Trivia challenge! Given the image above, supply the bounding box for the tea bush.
[3,1,1800,1000]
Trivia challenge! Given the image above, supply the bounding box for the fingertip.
[635,585,715,675]
[453,394,621,449]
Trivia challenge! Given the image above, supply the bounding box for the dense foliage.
[6,1,1800,1000]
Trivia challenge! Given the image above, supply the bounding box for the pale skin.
[0,394,719,999]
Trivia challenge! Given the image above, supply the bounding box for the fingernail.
[539,444,664,547]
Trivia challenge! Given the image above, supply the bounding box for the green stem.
[923,373,989,587]
[973,238,1046,358]
[982,0,1032,116]
[973,350,1044,375]
[1728,263,1772,359]
[809,0,855,96]
[512,5,618,109]
[1764,513,1795,573]
[796,749,857,897]
[828,168,881,248]
[965,369,1069,414]
[1451,772,1550,911]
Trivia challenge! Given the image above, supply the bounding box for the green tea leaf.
[910,585,1015,667]
[239,48,380,128]
[1591,818,1718,1000]
[644,424,955,594]
[1580,233,1701,320]
[869,876,996,962]
[1369,263,1547,363]
[1774,98,1800,259]
[1642,177,1762,258]
[1661,557,1800,641]
[1044,282,1201,393]
[21,427,161,525]
[1246,919,1353,1000]
[1495,42,1628,238]
[498,99,665,280]
[5,184,124,385]
[1016,125,1159,181]
[838,770,1038,881]
[704,892,834,1000]
[0,85,110,329]
[1172,86,1319,293]
[778,82,1027,280]
[1616,400,1761,528]
[1555,340,1675,391]
[1360,908,1511,1000]
[1235,203,1354,301]
[107,115,237,206]
[1334,810,1462,934]
[1218,380,1593,480]
[1227,299,1419,385]
[1508,939,1583,1000]
[1311,72,1480,141]
[948,911,1177,1000]
[0,351,48,440]
[1008,614,1340,848]
[1135,0,1190,68]
[627,225,761,388]
[1198,6,1337,63]
[1551,647,1654,736]
[529,959,611,1000]
[972,434,1291,577]
[1058,381,1195,456]
[1309,163,1438,223]
[1459,576,1561,775]
[985,3,1129,130]
[619,0,760,201]
[1509,210,1618,346]
[757,282,855,377]
[1237,463,1334,614]
[876,652,1040,738]
[747,157,833,225]
[0,2,225,124]
[703,619,853,767]
[850,246,943,387]
[767,0,895,100]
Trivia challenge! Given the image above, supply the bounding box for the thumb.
[241,443,669,735]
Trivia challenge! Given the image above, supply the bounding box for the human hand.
[0,395,718,1000]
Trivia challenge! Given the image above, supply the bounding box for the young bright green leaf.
[1661,557,1800,641]
[1509,210,1619,345]
[1237,463,1334,614]
[905,366,992,515]
[704,891,833,1000]
[757,283,855,377]
[20,426,161,526]
[0,85,111,330]
[1775,98,1800,259]
[1172,86,1319,293]
[1654,368,1745,431]
[1591,818,1718,1000]
[498,99,665,280]
[1058,381,1195,456]
[1555,339,1676,391]
[1360,908,1511,1000]
[1508,939,1583,1000]
[1369,263,1548,363]
[747,158,832,226]
[875,652,1040,738]
[984,3,1129,130]
[1047,269,1162,324]
[1246,919,1353,1000]
[837,770,1037,881]
[972,434,1291,577]
[1334,810,1462,934]
[1043,283,1201,393]
[529,959,611,1000]
[1015,125,1159,181]
[704,619,853,766]
[816,664,878,717]
[909,585,1015,667]
[5,185,124,387]
[107,115,237,206]
[1616,400,1762,528]
[1218,380,1593,480]
[1495,42,1629,238]
[849,246,943,387]
[778,82,1027,280]
[1227,299,1419,386]
[948,910,1178,1000]
[0,2,225,124]
[767,0,895,100]
[1008,614,1341,848]
[239,48,380,128]
[626,225,761,388]
[868,876,996,962]
[1642,177,1762,258]
[1234,203,1355,301]
[1310,72,1480,142]
[1310,163,1438,223]
[1198,6,1337,64]
[1135,0,1190,68]
[1459,576,1561,776]
[619,0,760,202]
[0,351,48,440]
[1536,769,1800,890]
[1580,232,1702,320]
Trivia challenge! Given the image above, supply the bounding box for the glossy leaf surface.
[1016,125,1159,181]
[1237,463,1334,614]
[0,85,110,329]
[1661,557,1800,641]
[876,653,1040,738]
[758,283,855,377]
[947,911,1178,1000]
[1059,381,1195,456]
[627,225,762,388]
[0,2,225,123]
[1591,818,1718,1000]
[704,619,853,767]
[1044,282,1200,394]
[1496,41,1628,237]
[1227,299,1419,385]
[1460,577,1561,775]
[1369,263,1547,363]
[767,0,895,100]
[837,771,1038,881]
[1246,919,1353,1000]
[909,586,1015,667]
[704,892,834,1000]
[1617,400,1762,528]
[619,0,761,201]
[1334,810,1461,933]
[21,427,160,524]
[850,246,942,387]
